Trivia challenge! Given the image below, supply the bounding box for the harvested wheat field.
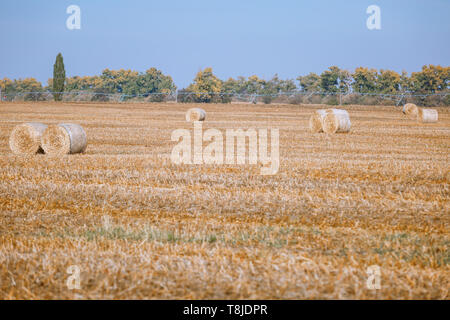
[0,101,448,300]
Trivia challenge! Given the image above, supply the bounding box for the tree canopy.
[1,64,448,105]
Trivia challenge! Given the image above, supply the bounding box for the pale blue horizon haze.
[0,0,449,88]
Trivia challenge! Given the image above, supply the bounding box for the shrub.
[262,95,273,104]
[177,89,196,103]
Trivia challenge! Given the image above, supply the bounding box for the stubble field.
[0,101,448,299]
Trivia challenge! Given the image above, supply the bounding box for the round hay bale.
[186,108,206,122]
[309,109,327,133]
[322,109,351,134]
[41,123,87,155]
[402,103,418,116]
[9,122,48,155]
[417,108,438,123]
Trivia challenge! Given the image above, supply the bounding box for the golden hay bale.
[41,123,87,155]
[309,109,327,133]
[322,109,351,134]
[9,122,48,155]
[417,108,438,123]
[402,103,418,116]
[186,108,206,122]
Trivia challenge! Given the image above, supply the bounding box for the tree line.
[178,66,449,105]
[0,53,448,106]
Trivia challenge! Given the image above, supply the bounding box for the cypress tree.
[53,53,66,101]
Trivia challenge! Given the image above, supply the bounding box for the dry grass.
[0,101,448,300]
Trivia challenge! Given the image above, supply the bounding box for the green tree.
[235,76,251,94]
[352,67,377,93]
[320,66,350,93]
[62,68,176,102]
[52,53,66,101]
[136,68,176,101]
[410,65,449,93]
[0,77,15,93]
[400,71,412,93]
[268,74,296,93]
[100,69,139,94]
[63,75,102,92]
[260,77,276,104]
[187,67,222,102]
[244,75,265,94]
[297,73,321,92]
[222,77,239,94]
[337,69,351,93]
[260,75,296,104]
[320,67,338,92]
[12,78,44,101]
[376,69,401,94]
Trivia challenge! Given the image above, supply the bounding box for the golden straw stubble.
[9,122,47,155]
[186,108,206,122]
[0,102,448,300]
[41,123,87,155]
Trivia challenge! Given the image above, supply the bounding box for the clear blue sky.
[0,0,448,88]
